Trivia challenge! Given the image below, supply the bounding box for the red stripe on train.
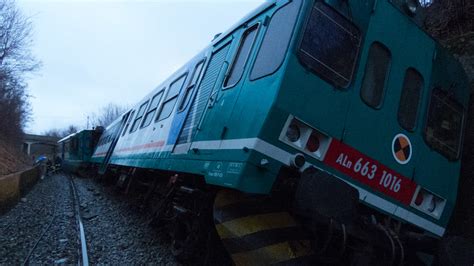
[93,140,166,157]
[323,139,417,205]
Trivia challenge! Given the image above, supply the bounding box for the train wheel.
[169,186,215,262]
[171,215,202,260]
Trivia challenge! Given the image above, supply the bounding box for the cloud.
[19,0,263,133]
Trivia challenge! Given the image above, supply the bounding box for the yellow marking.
[216,212,298,239]
[399,137,409,149]
[231,240,312,266]
[214,189,246,209]
[396,150,407,161]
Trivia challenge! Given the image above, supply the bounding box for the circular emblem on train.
[392,134,412,165]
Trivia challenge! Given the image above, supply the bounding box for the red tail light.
[280,115,332,161]
[414,191,424,206]
[410,186,446,219]
[306,134,320,153]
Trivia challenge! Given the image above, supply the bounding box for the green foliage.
[424,0,474,40]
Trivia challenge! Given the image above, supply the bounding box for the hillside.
[442,32,474,241]
[0,139,30,176]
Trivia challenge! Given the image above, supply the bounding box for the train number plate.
[323,139,417,205]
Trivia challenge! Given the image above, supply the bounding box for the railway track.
[21,200,58,265]
[69,175,90,266]
[21,174,89,265]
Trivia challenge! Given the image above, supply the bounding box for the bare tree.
[0,0,40,143]
[64,124,78,136]
[43,124,79,138]
[423,0,474,39]
[89,103,127,128]
[42,128,62,138]
[0,1,39,73]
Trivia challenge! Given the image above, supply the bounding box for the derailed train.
[60,0,473,264]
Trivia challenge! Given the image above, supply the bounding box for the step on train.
[58,0,474,264]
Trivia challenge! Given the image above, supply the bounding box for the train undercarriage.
[87,165,473,266]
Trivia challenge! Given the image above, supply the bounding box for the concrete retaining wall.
[0,166,41,214]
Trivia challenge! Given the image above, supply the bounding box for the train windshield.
[424,88,464,160]
[298,2,360,88]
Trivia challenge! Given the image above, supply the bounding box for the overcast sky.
[18,0,264,134]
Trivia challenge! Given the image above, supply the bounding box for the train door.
[173,38,233,153]
[197,24,261,142]
[168,58,207,153]
[176,24,261,153]
[98,111,131,174]
[341,2,434,203]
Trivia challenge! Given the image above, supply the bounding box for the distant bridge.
[22,134,60,160]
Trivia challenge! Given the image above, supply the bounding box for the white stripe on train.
[190,138,446,237]
[95,137,446,236]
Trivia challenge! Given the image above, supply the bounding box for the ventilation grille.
[177,44,231,144]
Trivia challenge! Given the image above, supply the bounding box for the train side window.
[71,138,78,153]
[424,88,464,160]
[360,42,391,108]
[157,74,187,121]
[298,2,361,88]
[141,90,164,128]
[224,24,259,88]
[122,110,135,136]
[398,68,423,131]
[130,101,149,133]
[250,0,302,80]
[179,59,205,112]
[65,141,70,153]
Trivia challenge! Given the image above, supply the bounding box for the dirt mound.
[0,139,30,176]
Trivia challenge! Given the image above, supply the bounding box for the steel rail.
[69,175,90,266]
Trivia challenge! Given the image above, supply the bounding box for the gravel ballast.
[73,176,177,265]
[0,174,178,265]
[0,174,78,264]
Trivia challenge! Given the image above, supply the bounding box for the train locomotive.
[58,128,102,174]
[61,0,473,264]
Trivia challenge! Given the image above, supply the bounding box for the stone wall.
[0,166,41,214]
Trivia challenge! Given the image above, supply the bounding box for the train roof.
[210,0,277,46]
[103,0,469,133]
[58,132,78,144]
[58,129,94,144]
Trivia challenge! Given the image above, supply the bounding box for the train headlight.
[427,197,436,213]
[404,0,419,16]
[286,124,301,142]
[410,186,446,219]
[279,115,332,162]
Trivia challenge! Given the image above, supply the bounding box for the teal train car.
[90,0,472,264]
[59,128,102,174]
